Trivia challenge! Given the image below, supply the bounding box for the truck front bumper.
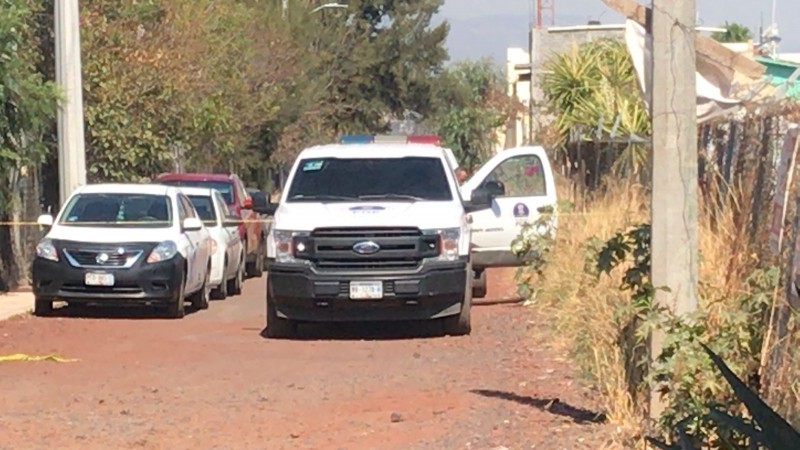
[267,259,468,322]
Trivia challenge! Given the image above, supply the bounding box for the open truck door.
[460,146,558,297]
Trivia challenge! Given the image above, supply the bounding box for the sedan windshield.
[287,157,453,202]
[59,193,173,228]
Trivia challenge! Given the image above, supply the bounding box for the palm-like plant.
[541,38,650,176]
[712,22,753,44]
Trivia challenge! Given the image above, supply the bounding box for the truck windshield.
[59,193,172,228]
[287,157,453,202]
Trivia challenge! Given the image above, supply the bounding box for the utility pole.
[55,0,88,206]
[649,0,699,421]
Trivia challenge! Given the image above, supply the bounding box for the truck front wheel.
[443,267,472,336]
[265,291,297,339]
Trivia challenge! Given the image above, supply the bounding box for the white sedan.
[32,184,213,318]
[180,187,246,299]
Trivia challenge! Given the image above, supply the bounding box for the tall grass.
[526,176,780,446]
[526,178,648,444]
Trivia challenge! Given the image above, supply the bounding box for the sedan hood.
[46,225,178,244]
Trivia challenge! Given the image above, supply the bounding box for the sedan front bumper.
[33,247,185,305]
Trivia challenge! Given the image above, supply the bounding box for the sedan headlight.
[424,228,461,261]
[35,238,59,262]
[273,230,311,264]
[147,241,178,264]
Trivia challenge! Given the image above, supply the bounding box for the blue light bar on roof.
[339,134,374,144]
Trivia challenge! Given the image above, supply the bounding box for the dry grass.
[529,178,649,445]
[529,176,778,446]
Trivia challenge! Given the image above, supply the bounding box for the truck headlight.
[273,230,311,263]
[35,238,59,262]
[424,228,461,261]
[147,241,178,264]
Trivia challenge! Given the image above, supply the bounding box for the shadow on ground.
[48,302,202,320]
[260,319,453,342]
[471,389,607,424]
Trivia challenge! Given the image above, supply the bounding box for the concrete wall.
[529,25,626,140]
[499,47,532,153]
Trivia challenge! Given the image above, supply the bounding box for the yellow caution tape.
[0,212,649,226]
[0,353,79,363]
[0,218,276,226]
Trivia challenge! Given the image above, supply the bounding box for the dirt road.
[0,269,610,449]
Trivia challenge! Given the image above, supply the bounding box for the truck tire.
[265,290,297,339]
[472,269,487,298]
[246,240,265,278]
[443,266,472,336]
[33,297,53,317]
[229,255,245,296]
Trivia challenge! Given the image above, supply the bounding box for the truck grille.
[309,227,439,271]
[63,248,144,269]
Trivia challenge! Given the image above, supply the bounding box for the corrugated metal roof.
[755,56,800,100]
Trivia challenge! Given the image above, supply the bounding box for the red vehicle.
[155,173,267,278]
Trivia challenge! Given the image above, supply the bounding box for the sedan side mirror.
[37,214,54,227]
[182,217,203,232]
[251,191,269,209]
[464,188,493,213]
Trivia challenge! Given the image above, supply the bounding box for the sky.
[435,0,800,65]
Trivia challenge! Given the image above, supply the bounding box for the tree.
[79,0,304,182]
[712,22,753,43]
[0,0,60,288]
[304,0,449,135]
[0,0,59,206]
[429,59,521,171]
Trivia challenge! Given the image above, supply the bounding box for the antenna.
[771,0,776,27]
[529,0,533,29]
[535,0,555,28]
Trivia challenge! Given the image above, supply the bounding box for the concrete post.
[55,0,88,206]
[649,0,699,420]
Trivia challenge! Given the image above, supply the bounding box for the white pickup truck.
[255,142,557,338]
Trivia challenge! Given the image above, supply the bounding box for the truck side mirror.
[464,188,493,213]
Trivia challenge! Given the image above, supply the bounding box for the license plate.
[349,281,383,300]
[85,272,115,287]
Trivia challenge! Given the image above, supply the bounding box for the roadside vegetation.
[518,36,800,448]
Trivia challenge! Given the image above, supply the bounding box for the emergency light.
[338,134,441,145]
[339,134,374,144]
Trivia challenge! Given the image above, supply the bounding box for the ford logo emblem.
[352,241,380,255]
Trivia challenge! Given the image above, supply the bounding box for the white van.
[256,143,556,338]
